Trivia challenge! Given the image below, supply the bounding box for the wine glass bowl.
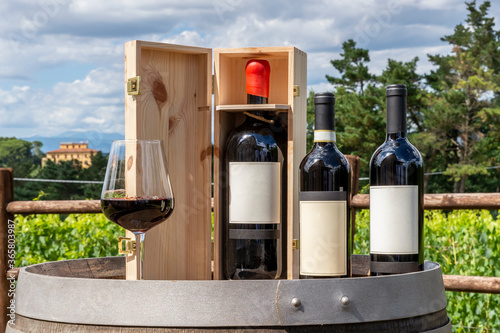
[100,139,174,280]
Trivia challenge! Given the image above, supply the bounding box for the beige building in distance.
[42,142,98,168]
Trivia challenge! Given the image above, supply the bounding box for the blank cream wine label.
[229,162,280,224]
[299,200,347,276]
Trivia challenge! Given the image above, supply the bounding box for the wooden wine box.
[124,41,307,280]
[213,47,307,280]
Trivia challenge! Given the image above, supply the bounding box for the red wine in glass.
[100,139,174,280]
[101,198,174,233]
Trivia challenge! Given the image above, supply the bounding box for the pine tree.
[426,0,500,192]
[326,39,375,94]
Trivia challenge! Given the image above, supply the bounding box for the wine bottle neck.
[313,93,336,144]
[314,102,335,132]
[247,94,268,105]
[386,94,407,134]
[245,94,269,120]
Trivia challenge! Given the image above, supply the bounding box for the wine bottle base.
[370,261,421,275]
[299,275,348,279]
[229,268,279,280]
[370,253,422,275]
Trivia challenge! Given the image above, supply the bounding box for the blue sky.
[1,0,499,138]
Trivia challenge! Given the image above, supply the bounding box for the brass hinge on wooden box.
[127,76,141,95]
[118,237,136,255]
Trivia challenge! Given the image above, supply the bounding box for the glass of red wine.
[101,139,174,280]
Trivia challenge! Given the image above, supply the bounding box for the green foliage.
[334,85,385,176]
[354,209,500,331]
[12,150,108,201]
[0,137,42,174]
[320,1,500,193]
[425,0,500,192]
[15,213,122,267]
[0,136,108,201]
[0,137,44,200]
[326,39,375,94]
[306,90,315,152]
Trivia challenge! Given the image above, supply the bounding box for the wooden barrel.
[7,256,451,332]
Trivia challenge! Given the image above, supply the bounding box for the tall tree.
[326,39,375,94]
[323,41,387,180]
[0,137,44,200]
[426,0,500,192]
[32,160,85,200]
[0,138,41,176]
[81,151,109,199]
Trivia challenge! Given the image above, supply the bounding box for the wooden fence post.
[346,156,360,248]
[0,168,14,333]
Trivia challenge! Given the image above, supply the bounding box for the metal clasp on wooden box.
[118,237,136,255]
[127,76,141,95]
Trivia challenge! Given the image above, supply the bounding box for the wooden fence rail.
[6,193,500,215]
[352,193,500,210]
[1,168,500,332]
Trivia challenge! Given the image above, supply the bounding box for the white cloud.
[1,0,499,137]
[369,44,452,75]
[308,82,335,94]
[0,67,123,137]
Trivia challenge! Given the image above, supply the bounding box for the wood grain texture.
[0,168,14,333]
[345,156,360,252]
[443,274,500,294]
[124,40,141,280]
[351,193,500,209]
[351,254,370,277]
[24,256,124,279]
[6,268,20,280]
[288,47,307,279]
[6,200,101,214]
[124,41,212,280]
[7,192,498,215]
[212,47,307,280]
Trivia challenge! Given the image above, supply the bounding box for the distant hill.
[21,131,124,154]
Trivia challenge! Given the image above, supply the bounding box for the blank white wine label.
[370,185,418,254]
[314,130,336,142]
[229,162,280,224]
[299,200,347,276]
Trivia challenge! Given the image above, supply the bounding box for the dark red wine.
[101,198,174,233]
[369,84,424,275]
[223,59,287,280]
[299,92,351,278]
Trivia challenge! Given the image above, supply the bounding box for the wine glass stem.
[135,233,145,280]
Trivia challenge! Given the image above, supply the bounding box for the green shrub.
[15,213,122,267]
[354,209,500,332]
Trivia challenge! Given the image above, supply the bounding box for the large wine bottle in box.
[214,47,307,279]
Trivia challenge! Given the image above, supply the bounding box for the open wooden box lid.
[124,40,212,280]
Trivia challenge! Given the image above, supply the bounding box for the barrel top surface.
[15,256,447,327]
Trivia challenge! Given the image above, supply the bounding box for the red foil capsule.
[245,59,270,98]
